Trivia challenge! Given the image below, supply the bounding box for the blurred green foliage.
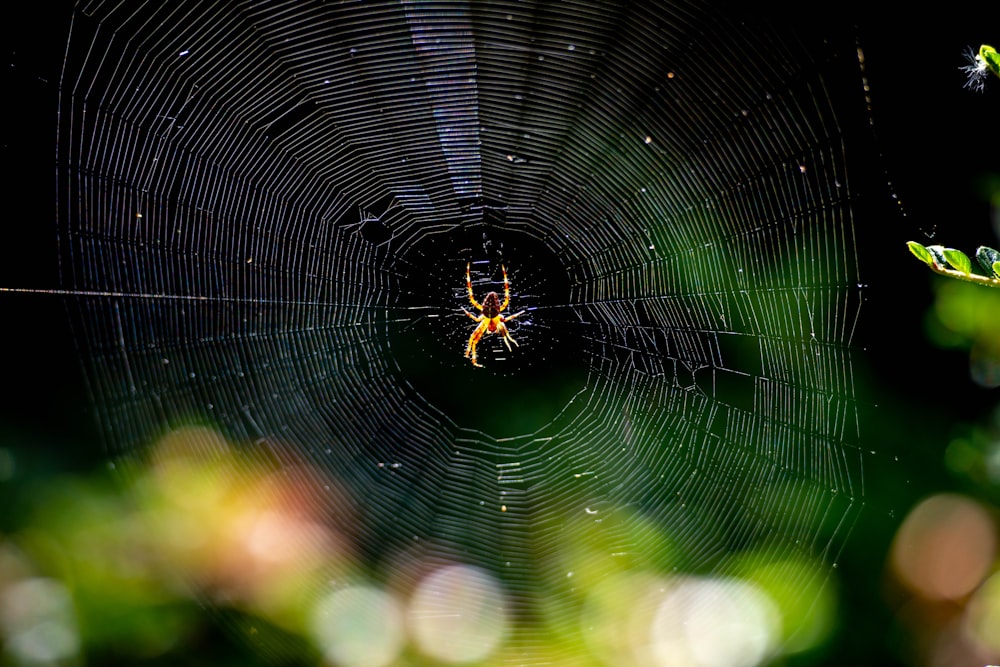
[926,277,1000,388]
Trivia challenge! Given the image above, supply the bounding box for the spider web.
[57,0,869,659]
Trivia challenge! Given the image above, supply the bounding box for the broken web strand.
[54,0,871,661]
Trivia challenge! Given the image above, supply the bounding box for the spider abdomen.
[481,292,502,319]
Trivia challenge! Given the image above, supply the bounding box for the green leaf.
[994,262,1000,280]
[906,241,934,266]
[943,248,971,274]
[976,246,1000,276]
[981,44,1000,79]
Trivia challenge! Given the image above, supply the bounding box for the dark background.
[2,2,998,665]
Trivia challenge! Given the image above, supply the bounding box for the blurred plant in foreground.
[1,425,842,666]
[1,425,346,665]
[945,405,1000,506]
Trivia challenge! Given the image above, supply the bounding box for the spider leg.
[503,310,526,322]
[462,308,480,321]
[465,319,488,367]
[500,264,510,312]
[466,263,483,312]
[497,320,519,351]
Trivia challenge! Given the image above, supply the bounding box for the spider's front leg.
[500,264,510,312]
[465,319,488,367]
[466,263,483,312]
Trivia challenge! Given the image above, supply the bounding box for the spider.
[463,262,525,367]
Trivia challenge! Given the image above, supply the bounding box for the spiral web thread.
[58,0,867,658]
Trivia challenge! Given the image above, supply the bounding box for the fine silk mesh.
[58,0,866,653]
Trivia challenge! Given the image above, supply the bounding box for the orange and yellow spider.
[463,262,525,368]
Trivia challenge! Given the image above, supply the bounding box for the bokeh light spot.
[650,576,780,667]
[408,564,507,664]
[964,570,1000,654]
[0,577,80,665]
[891,493,997,600]
[310,585,404,667]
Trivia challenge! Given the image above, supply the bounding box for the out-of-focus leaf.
[975,246,1000,277]
[931,279,1000,349]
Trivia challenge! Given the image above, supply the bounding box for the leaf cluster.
[907,242,1000,288]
